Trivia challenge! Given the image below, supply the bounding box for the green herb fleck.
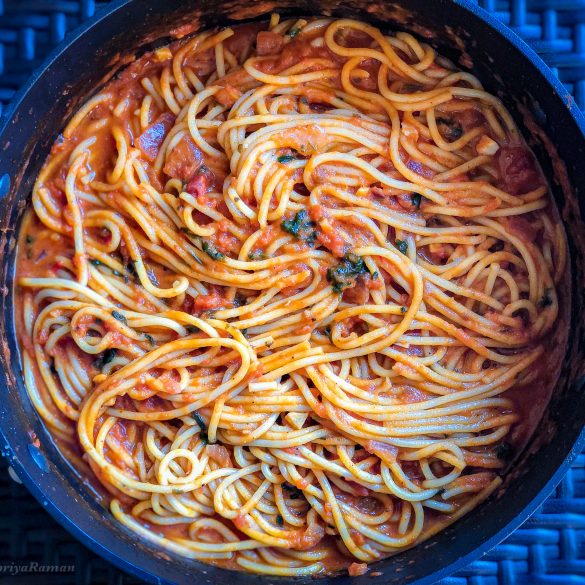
[327,252,367,293]
[395,239,408,254]
[144,333,155,346]
[436,117,463,141]
[202,240,225,261]
[234,293,247,308]
[124,260,140,284]
[411,193,422,209]
[282,482,302,499]
[90,259,102,267]
[277,154,297,164]
[248,249,266,261]
[193,412,212,444]
[281,209,316,244]
[111,310,127,324]
[25,235,33,245]
[538,289,553,308]
[276,514,284,526]
[186,325,199,334]
[287,27,300,38]
[400,306,407,313]
[94,348,117,370]
[192,411,207,432]
[180,227,197,239]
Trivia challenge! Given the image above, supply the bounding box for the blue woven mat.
[1,1,585,584]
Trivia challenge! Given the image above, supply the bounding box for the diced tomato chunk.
[215,84,243,107]
[502,215,537,242]
[186,172,210,198]
[342,277,369,304]
[348,563,368,576]
[497,146,542,195]
[163,136,204,182]
[137,113,175,161]
[207,444,231,467]
[256,31,285,56]
[452,107,485,130]
[193,290,228,311]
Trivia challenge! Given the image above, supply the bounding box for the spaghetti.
[16,15,567,577]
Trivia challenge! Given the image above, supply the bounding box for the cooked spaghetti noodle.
[16,16,567,576]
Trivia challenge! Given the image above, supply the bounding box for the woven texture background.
[1,1,585,583]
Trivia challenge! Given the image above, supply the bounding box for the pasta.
[16,15,567,577]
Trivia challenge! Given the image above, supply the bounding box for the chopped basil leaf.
[277,154,297,164]
[192,411,207,432]
[538,289,553,308]
[126,260,139,283]
[396,239,408,254]
[282,482,302,499]
[111,310,127,324]
[233,293,247,308]
[281,209,316,244]
[94,348,117,370]
[202,240,225,261]
[276,514,284,526]
[327,252,366,293]
[436,117,463,141]
[180,227,197,239]
[287,27,300,38]
[411,193,422,209]
[248,249,266,261]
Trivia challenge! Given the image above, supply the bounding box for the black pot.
[1,1,585,584]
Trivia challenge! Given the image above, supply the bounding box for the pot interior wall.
[1,1,585,584]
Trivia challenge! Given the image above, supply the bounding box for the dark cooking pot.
[1,1,585,583]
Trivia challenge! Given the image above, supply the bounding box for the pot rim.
[1,1,585,584]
